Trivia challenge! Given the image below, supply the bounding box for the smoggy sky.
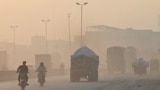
[0,0,160,45]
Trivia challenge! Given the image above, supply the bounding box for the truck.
[107,46,126,74]
[70,47,99,82]
[35,54,52,70]
[132,58,149,75]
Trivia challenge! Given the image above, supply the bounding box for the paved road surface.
[0,73,160,90]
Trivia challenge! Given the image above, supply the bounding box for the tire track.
[93,80,128,90]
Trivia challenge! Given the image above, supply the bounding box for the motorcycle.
[38,72,46,86]
[19,73,27,90]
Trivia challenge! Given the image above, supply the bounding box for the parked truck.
[70,47,99,82]
[107,46,126,74]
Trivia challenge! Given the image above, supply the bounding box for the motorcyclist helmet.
[23,61,26,65]
[40,62,44,66]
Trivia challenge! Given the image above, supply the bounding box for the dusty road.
[0,72,160,90]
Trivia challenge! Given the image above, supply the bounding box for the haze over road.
[0,72,160,90]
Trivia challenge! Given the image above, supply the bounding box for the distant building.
[107,46,126,73]
[31,36,46,53]
[32,36,70,68]
[51,52,61,69]
[85,25,160,61]
[125,47,137,73]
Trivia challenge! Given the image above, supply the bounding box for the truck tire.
[95,70,98,81]
[88,68,97,82]
[88,71,93,82]
[75,75,80,82]
[70,72,75,82]
[92,70,96,82]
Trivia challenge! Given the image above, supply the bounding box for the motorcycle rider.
[60,62,65,74]
[17,61,29,85]
[36,62,47,82]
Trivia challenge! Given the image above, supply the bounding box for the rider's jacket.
[17,65,28,74]
[36,66,47,73]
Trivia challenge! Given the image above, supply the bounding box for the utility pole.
[10,25,18,65]
[67,13,71,55]
[41,19,50,52]
[76,2,88,47]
